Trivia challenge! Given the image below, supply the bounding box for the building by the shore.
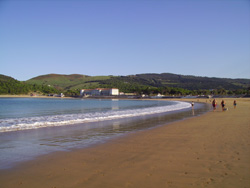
[80,88,119,96]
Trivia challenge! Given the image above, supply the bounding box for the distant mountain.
[25,73,250,92]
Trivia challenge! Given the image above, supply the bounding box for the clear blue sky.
[0,0,250,81]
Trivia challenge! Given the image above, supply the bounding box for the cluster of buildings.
[80,88,119,96]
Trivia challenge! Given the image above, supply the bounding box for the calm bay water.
[0,98,209,169]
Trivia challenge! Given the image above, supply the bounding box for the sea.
[0,97,210,169]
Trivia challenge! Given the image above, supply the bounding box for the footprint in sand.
[206,167,212,172]
[206,178,215,184]
[216,160,223,164]
[166,181,173,185]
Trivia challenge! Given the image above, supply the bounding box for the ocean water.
[0,98,209,169]
[0,98,190,132]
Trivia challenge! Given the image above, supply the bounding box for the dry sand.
[0,98,249,188]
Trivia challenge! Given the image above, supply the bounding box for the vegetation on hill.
[0,74,59,95]
[26,74,111,90]
[88,73,250,96]
[1,73,249,96]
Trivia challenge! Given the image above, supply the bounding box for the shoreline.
[0,98,249,187]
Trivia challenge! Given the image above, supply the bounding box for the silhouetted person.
[233,100,237,109]
[221,100,226,111]
[212,99,217,111]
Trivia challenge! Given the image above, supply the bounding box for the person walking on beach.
[233,100,237,109]
[191,101,195,115]
[221,100,226,111]
[212,99,217,111]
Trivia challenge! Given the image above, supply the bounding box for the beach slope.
[0,98,249,188]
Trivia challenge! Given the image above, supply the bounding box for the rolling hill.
[0,74,59,95]
[1,73,250,96]
[25,73,250,92]
[26,74,111,90]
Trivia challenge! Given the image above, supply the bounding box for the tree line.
[0,78,59,95]
[64,83,249,97]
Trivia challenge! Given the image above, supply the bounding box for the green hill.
[134,73,250,90]
[90,73,249,95]
[26,74,111,90]
[0,74,59,95]
[0,74,16,82]
[0,74,29,94]
[25,73,250,95]
[1,73,249,96]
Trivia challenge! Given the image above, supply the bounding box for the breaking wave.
[0,101,191,132]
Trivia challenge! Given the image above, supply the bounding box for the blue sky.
[0,0,249,81]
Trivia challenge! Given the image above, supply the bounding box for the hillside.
[26,74,111,90]
[0,74,58,95]
[134,73,250,90]
[25,73,250,93]
[0,74,16,82]
[0,74,29,94]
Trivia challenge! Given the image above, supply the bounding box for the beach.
[0,98,249,188]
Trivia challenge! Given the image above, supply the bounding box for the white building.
[80,89,93,96]
[80,88,119,96]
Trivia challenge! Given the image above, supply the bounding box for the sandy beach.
[0,98,249,188]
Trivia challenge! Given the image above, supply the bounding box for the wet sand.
[0,98,249,188]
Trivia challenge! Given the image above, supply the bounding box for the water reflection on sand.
[0,102,210,169]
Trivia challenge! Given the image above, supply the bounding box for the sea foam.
[0,101,191,132]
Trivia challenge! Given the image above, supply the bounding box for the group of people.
[212,99,237,111]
